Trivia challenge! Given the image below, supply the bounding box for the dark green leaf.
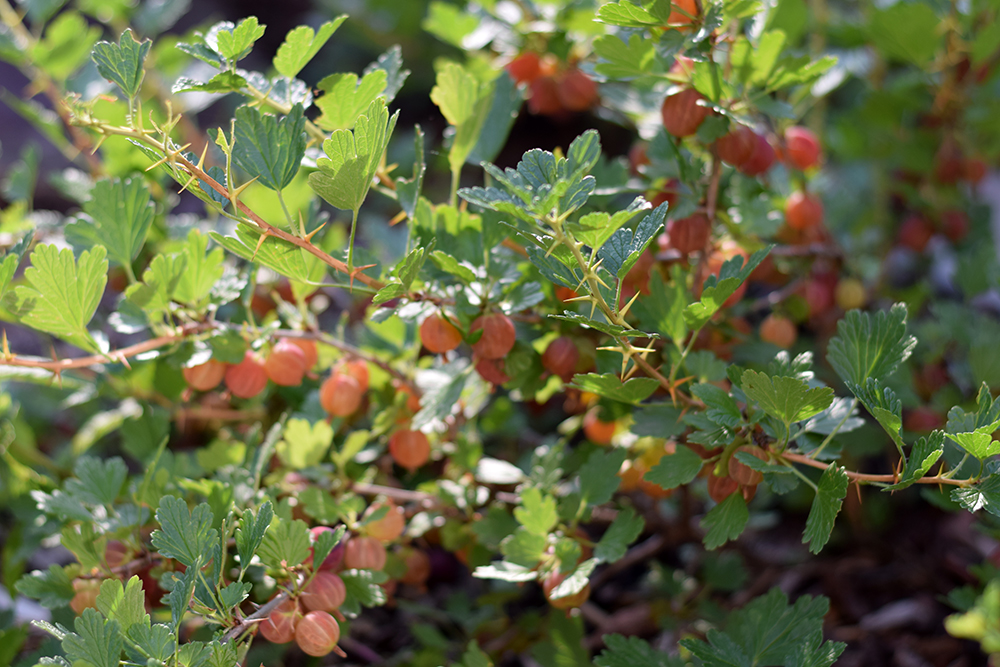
[594,508,645,564]
[64,455,127,506]
[95,576,146,633]
[741,370,834,425]
[62,609,122,667]
[631,403,686,438]
[596,204,667,280]
[126,622,174,662]
[467,71,520,165]
[579,448,628,506]
[885,431,944,491]
[802,465,848,554]
[827,303,916,387]
[644,445,704,491]
[952,474,1000,517]
[869,2,942,65]
[150,496,218,568]
[394,127,425,219]
[340,569,388,615]
[514,487,558,536]
[364,45,409,103]
[15,565,74,608]
[701,492,748,550]
[67,176,154,268]
[596,634,685,667]
[91,28,150,99]
[257,517,311,569]
[232,104,306,191]
[236,501,272,573]
[692,383,744,428]
[684,246,771,331]
[569,372,660,404]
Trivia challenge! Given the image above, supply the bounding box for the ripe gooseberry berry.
[300,571,347,613]
[649,178,681,210]
[470,313,516,359]
[420,312,463,354]
[364,500,406,542]
[541,337,579,382]
[557,68,599,112]
[785,191,824,231]
[583,410,616,445]
[739,133,775,176]
[104,540,129,569]
[70,579,101,614]
[661,213,711,255]
[759,314,797,349]
[707,472,739,503]
[225,351,268,399]
[727,446,767,486]
[319,373,363,417]
[666,0,698,29]
[897,215,934,253]
[475,356,511,385]
[294,610,341,657]
[941,209,970,243]
[399,548,432,586]
[542,571,591,609]
[183,359,227,391]
[505,52,542,84]
[286,338,318,369]
[783,126,822,170]
[528,75,563,116]
[337,358,370,393]
[715,126,757,168]
[260,598,303,644]
[343,536,388,570]
[389,429,431,471]
[661,88,711,138]
[264,339,308,386]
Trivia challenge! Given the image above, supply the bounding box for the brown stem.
[781,452,968,486]
[220,590,291,643]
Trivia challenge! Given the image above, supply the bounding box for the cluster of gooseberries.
[505,52,599,117]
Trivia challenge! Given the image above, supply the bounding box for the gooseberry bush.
[4,0,1000,664]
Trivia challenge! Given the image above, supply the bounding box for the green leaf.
[95,576,146,633]
[827,303,916,387]
[150,496,218,568]
[91,28,150,99]
[232,104,306,191]
[684,246,771,331]
[514,487,558,536]
[340,569,388,615]
[126,622,174,662]
[948,383,1000,434]
[273,17,346,79]
[549,559,596,600]
[0,230,31,302]
[802,465,848,554]
[65,455,128,506]
[869,2,942,65]
[630,268,688,346]
[15,564,74,608]
[569,372,660,404]
[594,33,659,80]
[364,45,410,104]
[473,561,538,582]
[173,229,225,306]
[594,508,645,564]
[500,527,548,567]
[209,226,319,284]
[947,431,1000,461]
[214,16,265,63]
[691,383,744,428]
[884,432,944,491]
[952,474,1000,517]
[595,1,660,27]
[310,525,345,571]
[850,377,905,455]
[162,566,197,631]
[569,197,650,250]
[701,492,748,550]
[314,70,388,132]
[394,127,425,219]
[373,242,433,305]
[752,30,786,85]
[579,448,628,506]
[597,204,667,281]
[171,71,247,94]
[308,98,398,212]
[430,61,494,175]
[62,608,122,667]
[680,588,846,666]
[596,634,685,667]
[14,244,107,352]
[257,517,310,569]
[741,370,834,425]
[458,641,492,667]
[218,581,251,610]
[31,11,100,80]
[430,250,476,283]
[412,358,470,430]
[275,418,333,468]
[644,445,704,491]
[422,1,479,48]
[467,71,520,166]
[236,501,272,573]
[631,403,686,438]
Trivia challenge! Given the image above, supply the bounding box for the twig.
[220,590,290,643]
[781,452,968,486]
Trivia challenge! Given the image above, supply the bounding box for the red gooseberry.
[707,472,739,503]
[335,358,370,393]
[897,215,934,252]
[506,52,542,84]
[264,339,308,387]
[225,351,268,399]
[470,313,516,359]
[300,571,347,613]
[286,338,318,369]
[319,373,363,417]
[183,359,228,392]
[528,75,563,116]
[583,410,616,445]
[785,191,824,231]
[420,312,463,354]
[542,571,591,609]
[666,0,698,29]
[941,209,969,243]
[475,356,511,385]
[364,500,406,542]
[649,178,681,210]
[389,429,431,471]
[343,536,388,570]
[661,88,711,138]
[70,579,101,614]
[739,133,775,176]
[541,337,579,382]
[661,213,711,255]
[259,598,303,644]
[295,610,341,657]
[783,126,822,170]
[727,446,767,486]
[399,548,432,586]
[557,68,599,112]
[716,126,757,168]
[104,540,129,569]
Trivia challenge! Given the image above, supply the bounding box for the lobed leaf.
[273,17,346,79]
[802,465,849,554]
[91,28,150,99]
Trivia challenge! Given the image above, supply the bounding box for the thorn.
[544,241,560,259]
[348,264,376,289]
[91,134,107,154]
[53,369,63,390]
[178,173,199,194]
[1,329,9,361]
[389,210,407,226]
[117,352,132,370]
[303,222,327,243]
[144,154,170,172]
[618,289,643,319]
[251,231,272,262]
[231,176,259,200]
[196,142,210,169]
